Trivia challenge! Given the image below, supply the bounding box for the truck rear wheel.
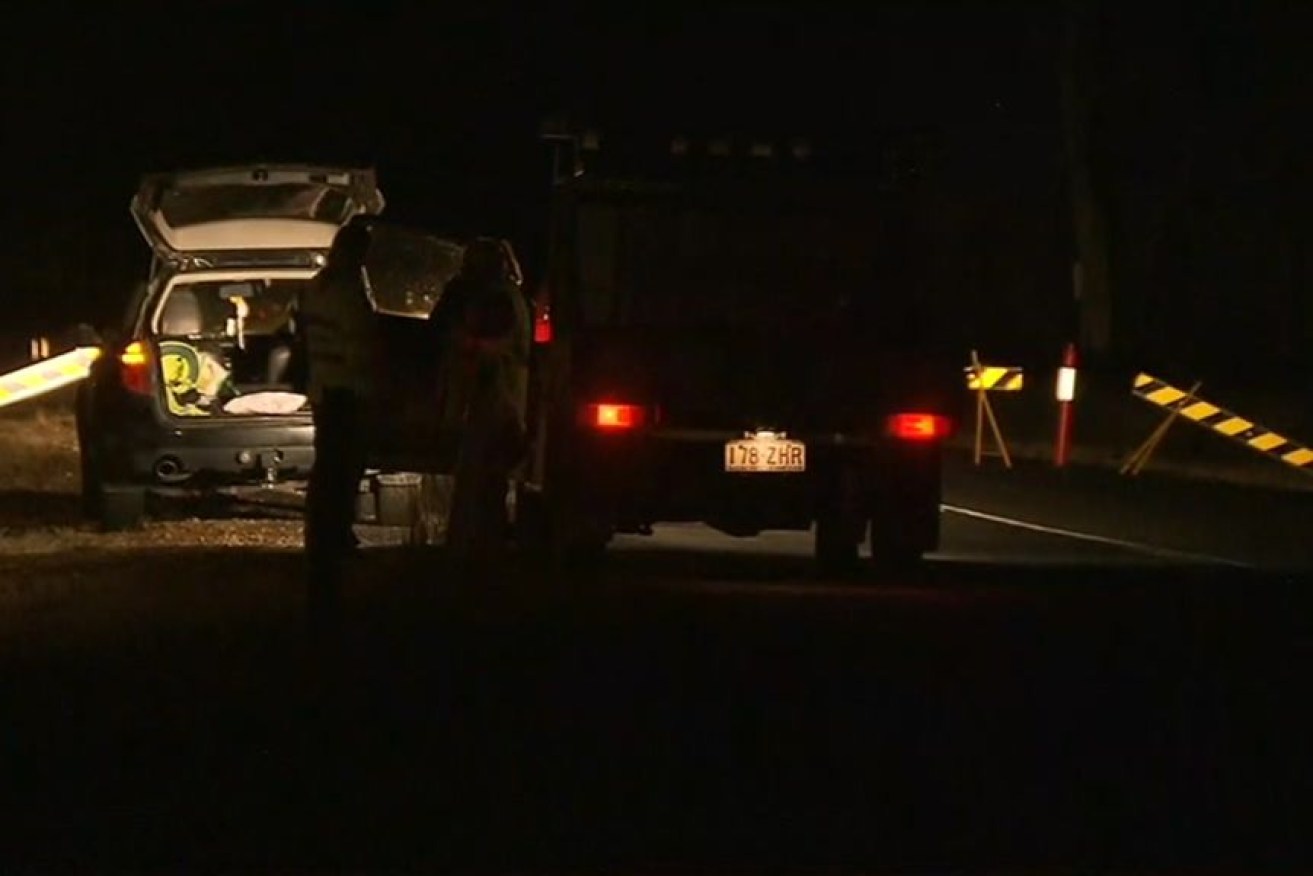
[868,489,939,573]
[514,483,610,571]
[814,509,864,576]
[814,466,867,576]
[868,530,926,572]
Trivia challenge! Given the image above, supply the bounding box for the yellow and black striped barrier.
[0,347,101,410]
[964,365,1024,392]
[966,352,1014,468]
[1124,373,1313,476]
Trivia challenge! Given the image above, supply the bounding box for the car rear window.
[157,184,355,228]
[153,279,307,338]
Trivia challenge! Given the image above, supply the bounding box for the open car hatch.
[131,164,386,258]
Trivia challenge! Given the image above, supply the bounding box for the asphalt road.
[5,456,1313,872]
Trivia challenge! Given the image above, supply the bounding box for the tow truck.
[515,125,959,572]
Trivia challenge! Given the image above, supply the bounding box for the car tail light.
[119,341,153,395]
[582,402,647,431]
[886,412,952,441]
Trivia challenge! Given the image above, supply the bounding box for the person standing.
[432,238,531,566]
[300,215,379,629]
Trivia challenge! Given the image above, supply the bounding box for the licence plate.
[724,433,807,473]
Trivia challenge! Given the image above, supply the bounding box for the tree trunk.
[1061,0,1112,358]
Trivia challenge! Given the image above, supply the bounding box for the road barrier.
[964,365,1023,392]
[0,347,101,410]
[1124,373,1313,477]
[966,351,1014,468]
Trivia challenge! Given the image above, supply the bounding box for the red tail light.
[583,402,646,431]
[533,302,553,345]
[119,341,153,395]
[886,412,951,441]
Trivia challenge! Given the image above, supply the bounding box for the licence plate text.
[724,436,806,473]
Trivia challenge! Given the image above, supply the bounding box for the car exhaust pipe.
[153,456,189,484]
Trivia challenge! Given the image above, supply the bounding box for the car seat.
[267,343,293,385]
[159,288,204,336]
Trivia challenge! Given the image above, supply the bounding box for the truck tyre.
[868,492,939,574]
[868,527,926,573]
[814,465,866,576]
[814,509,862,576]
[514,483,610,571]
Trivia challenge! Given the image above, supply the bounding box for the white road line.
[941,503,1253,569]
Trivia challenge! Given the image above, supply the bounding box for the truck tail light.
[582,402,647,431]
[119,341,153,395]
[533,302,553,344]
[886,412,952,441]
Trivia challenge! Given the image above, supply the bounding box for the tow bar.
[258,450,286,487]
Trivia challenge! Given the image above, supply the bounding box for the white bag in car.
[222,392,308,416]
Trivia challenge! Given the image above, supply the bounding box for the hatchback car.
[75,165,385,529]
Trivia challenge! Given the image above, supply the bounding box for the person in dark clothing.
[300,215,378,634]
[429,238,531,564]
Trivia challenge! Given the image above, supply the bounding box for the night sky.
[4,1,1310,378]
[6,3,1054,191]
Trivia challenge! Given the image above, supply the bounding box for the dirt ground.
[0,402,304,655]
[0,397,468,664]
[0,404,306,558]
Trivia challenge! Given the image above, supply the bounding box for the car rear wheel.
[78,445,104,521]
[98,483,146,532]
[75,402,104,521]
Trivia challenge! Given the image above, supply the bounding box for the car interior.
[152,278,308,414]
